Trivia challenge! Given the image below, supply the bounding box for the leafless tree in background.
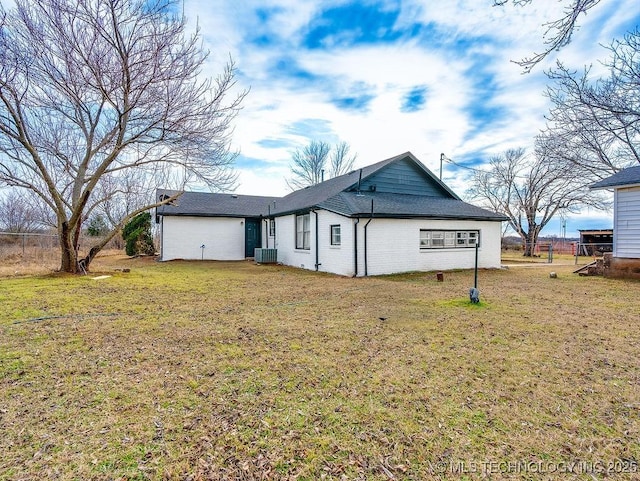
[287,141,331,190]
[0,0,246,272]
[287,140,357,190]
[0,190,41,233]
[328,141,357,178]
[493,0,603,73]
[542,29,640,179]
[468,147,607,255]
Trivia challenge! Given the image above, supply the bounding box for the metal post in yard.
[474,242,479,289]
[469,243,480,304]
[548,243,553,263]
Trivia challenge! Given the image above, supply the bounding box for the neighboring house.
[590,166,640,279]
[156,152,506,276]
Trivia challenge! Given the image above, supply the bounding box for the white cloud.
[182,0,637,234]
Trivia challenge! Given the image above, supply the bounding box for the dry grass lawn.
[1,255,639,480]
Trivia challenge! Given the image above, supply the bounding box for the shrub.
[122,212,155,256]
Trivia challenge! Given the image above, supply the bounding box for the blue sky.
[185,0,640,238]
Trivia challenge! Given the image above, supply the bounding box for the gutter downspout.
[354,218,360,277]
[266,204,271,249]
[159,216,163,261]
[272,202,277,248]
[363,199,374,276]
[313,210,320,271]
[264,219,269,248]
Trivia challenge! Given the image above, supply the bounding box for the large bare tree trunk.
[523,231,536,257]
[0,0,245,274]
[59,220,82,273]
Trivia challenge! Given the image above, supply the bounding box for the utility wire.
[442,155,533,181]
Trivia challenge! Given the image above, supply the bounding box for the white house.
[590,166,640,279]
[155,192,278,261]
[156,152,506,276]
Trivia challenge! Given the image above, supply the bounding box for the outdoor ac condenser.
[254,248,277,264]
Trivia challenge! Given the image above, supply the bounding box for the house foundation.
[603,254,640,280]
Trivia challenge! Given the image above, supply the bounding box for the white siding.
[274,214,316,271]
[274,211,503,276]
[317,211,356,276]
[354,218,502,276]
[614,187,640,258]
[160,216,246,261]
[264,219,276,249]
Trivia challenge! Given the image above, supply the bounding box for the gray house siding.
[614,187,640,258]
[357,157,449,197]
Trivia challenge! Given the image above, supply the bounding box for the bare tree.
[287,141,331,190]
[543,29,640,178]
[494,0,603,72]
[468,146,607,256]
[328,141,357,178]
[0,190,41,233]
[0,0,246,272]
[287,140,357,190]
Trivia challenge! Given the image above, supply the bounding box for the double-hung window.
[296,213,310,250]
[330,225,341,246]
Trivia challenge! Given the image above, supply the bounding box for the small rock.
[549,272,557,278]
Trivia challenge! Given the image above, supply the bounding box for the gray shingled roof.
[318,191,506,220]
[590,165,640,189]
[271,151,459,215]
[270,152,404,215]
[156,152,505,221]
[156,189,278,217]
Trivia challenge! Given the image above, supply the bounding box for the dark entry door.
[245,219,261,257]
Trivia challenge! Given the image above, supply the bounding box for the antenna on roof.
[356,168,363,196]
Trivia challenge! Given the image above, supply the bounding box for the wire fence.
[501,240,613,264]
[0,231,60,262]
[0,231,125,269]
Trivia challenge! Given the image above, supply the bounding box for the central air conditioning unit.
[254,248,277,264]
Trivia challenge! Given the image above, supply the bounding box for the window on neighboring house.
[420,230,480,249]
[330,224,341,246]
[296,213,310,250]
[269,219,276,237]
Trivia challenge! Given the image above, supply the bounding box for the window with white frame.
[296,213,310,250]
[330,224,341,246]
[420,230,479,249]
